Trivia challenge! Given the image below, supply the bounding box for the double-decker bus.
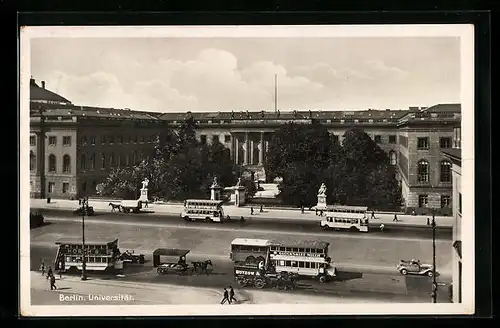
[181,199,226,223]
[229,238,336,282]
[320,205,369,232]
[53,238,121,273]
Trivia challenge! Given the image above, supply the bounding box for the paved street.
[28,214,452,304]
[30,198,454,228]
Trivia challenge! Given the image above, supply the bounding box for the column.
[250,139,254,165]
[244,132,249,165]
[234,136,239,165]
[258,132,264,165]
[229,134,233,161]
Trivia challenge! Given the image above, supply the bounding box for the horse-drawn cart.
[234,266,297,291]
[153,248,213,276]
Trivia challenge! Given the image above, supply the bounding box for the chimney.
[41,81,46,89]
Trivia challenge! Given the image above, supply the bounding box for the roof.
[186,199,223,204]
[31,105,160,121]
[269,240,330,250]
[153,248,190,257]
[423,103,461,113]
[442,148,462,164]
[231,238,270,247]
[55,238,118,245]
[30,79,72,104]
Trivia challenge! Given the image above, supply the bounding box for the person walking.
[393,213,398,222]
[301,206,304,214]
[40,261,45,276]
[46,267,53,280]
[229,286,237,303]
[427,217,430,226]
[220,288,230,304]
[260,205,263,213]
[250,207,254,215]
[371,211,376,220]
[49,274,57,290]
[240,216,245,225]
[379,223,385,232]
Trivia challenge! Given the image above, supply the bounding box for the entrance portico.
[230,129,273,167]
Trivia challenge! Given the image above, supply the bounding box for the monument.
[138,178,149,203]
[316,183,327,210]
[224,177,247,207]
[210,176,222,201]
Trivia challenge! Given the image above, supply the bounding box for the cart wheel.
[254,279,266,289]
[319,275,327,283]
[400,269,408,275]
[156,268,164,275]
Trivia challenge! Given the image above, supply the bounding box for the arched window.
[30,151,36,171]
[417,160,429,183]
[80,154,86,170]
[90,153,95,170]
[440,160,452,182]
[63,155,71,173]
[48,154,56,173]
[101,153,106,169]
[389,151,397,165]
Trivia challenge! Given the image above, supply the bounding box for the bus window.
[298,262,305,268]
[305,262,311,269]
[88,257,95,263]
[65,256,71,262]
[285,261,291,267]
[291,261,298,267]
[279,260,285,266]
[285,247,291,252]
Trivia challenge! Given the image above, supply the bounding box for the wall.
[452,162,462,303]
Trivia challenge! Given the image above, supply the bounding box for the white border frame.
[19,25,475,316]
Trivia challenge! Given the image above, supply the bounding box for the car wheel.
[319,275,327,283]
[427,271,434,277]
[400,269,408,275]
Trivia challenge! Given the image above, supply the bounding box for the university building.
[29,78,461,215]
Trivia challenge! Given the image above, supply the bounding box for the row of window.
[269,246,325,254]
[80,134,159,146]
[417,160,452,183]
[65,256,110,263]
[418,195,452,208]
[417,137,452,149]
[30,135,72,147]
[200,134,232,144]
[272,260,326,269]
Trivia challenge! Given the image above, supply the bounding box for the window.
[109,153,115,167]
[62,183,69,193]
[117,135,123,144]
[458,193,462,214]
[48,154,56,172]
[140,136,145,143]
[418,195,428,208]
[440,137,452,149]
[80,154,86,170]
[101,136,106,144]
[389,151,397,165]
[200,135,207,144]
[80,136,87,145]
[126,136,131,144]
[30,151,36,171]
[63,136,71,146]
[30,136,36,146]
[440,161,452,182]
[224,135,231,143]
[49,136,57,146]
[132,151,137,165]
[63,155,71,173]
[417,160,429,182]
[48,182,55,193]
[90,136,96,145]
[126,154,130,166]
[101,153,106,169]
[212,135,219,143]
[298,262,305,268]
[374,135,382,143]
[389,135,397,144]
[117,154,121,167]
[441,195,451,208]
[90,153,95,170]
[399,135,408,148]
[109,135,114,144]
[417,137,429,149]
[134,135,138,143]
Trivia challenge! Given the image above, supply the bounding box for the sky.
[30,37,461,112]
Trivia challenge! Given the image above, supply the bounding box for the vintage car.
[73,205,95,216]
[119,249,145,264]
[30,210,45,228]
[397,259,435,277]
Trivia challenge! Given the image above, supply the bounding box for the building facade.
[29,78,461,212]
[442,125,462,303]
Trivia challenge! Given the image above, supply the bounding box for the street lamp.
[81,198,88,281]
[431,214,437,303]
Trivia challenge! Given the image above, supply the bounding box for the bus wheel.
[183,216,190,221]
[321,224,329,230]
[205,217,211,222]
[68,266,78,274]
[349,226,359,232]
[319,275,327,283]
[245,256,256,265]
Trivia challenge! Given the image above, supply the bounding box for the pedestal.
[316,194,327,209]
[138,188,149,202]
[234,187,246,207]
[210,186,222,201]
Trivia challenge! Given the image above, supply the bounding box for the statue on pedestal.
[318,183,327,196]
[141,178,149,190]
[211,176,220,188]
[236,177,242,187]
[316,183,327,209]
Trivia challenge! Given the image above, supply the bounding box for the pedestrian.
[78,198,82,206]
[240,216,245,225]
[144,200,148,208]
[371,211,376,220]
[46,267,53,280]
[301,206,304,214]
[379,223,385,232]
[427,217,430,226]
[58,261,63,279]
[50,274,57,290]
[229,286,237,303]
[260,204,263,213]
[250,207,254,215]
[40,261,45,276]
[412,210,416,216]
[393,213,398,222]
[315,208,318,216]
[221,288,230,304]
[320,210,323,217]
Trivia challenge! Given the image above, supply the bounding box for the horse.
[193,259,213,275]
[109,202,122,212]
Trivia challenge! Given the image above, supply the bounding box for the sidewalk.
[31,198,453,228]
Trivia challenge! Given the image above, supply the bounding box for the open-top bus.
[320,205,369,232]
[54,238,121,273]
[181,199,226,223]
[229,238,336,282]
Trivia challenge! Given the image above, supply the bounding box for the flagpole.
[274,74,278,113]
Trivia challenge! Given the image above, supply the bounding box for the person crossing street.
[220,288,230,304]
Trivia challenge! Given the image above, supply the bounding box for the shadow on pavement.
[334,271,363,282]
